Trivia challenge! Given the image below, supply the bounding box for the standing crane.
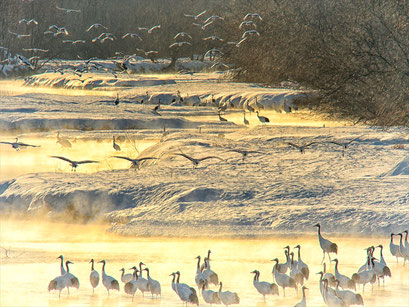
[218,282,240,306]
[98,260,120,295]
[113,136,121,151]
[389,233,402,262]
[251,270,279,299]
[201,280,221,305]
[294,245,309,280]
[64,260,80,294]
[256,111,270,124]
[89,259,99,293]
[195,256,206,291]
[314,223,338,263]
[272,258,297,296]
[56,132,72,148]
[144,267,161,298]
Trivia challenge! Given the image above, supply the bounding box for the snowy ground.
[0,72,408,236]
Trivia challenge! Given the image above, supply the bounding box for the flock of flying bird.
[2,3,265,78]
[48,224,409,306]
[0,123,364,172]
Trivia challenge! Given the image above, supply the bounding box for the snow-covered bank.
[1,125,408,236]
[18,69,307,112]
[0,92,210,133]
[1,70,309,133]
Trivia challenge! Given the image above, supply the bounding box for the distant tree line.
[1,0,407,125]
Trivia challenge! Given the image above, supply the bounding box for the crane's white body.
[218,282,240,306]
[145,268,161,298]
[195,256,206,291]
[318,273,336,304]
[48,275,68,297]
[64,261,79,294]
[202,288,221,305]
[252,271,278,299]
[335,281,364,306]
[273,260,297,296]
[289,253,304,287]
[315,224,338,263]
[294,245,309,280]
[99,260,119,295]
[279,249,291,274]
[90,269,99,292]
[202,258,219,286]
[372,247,391,285]
[135,270,150,296]
[399,232,409,263]
[333,259,355,291]
[175,272,199,305]
[389,233,402,262]
[351,258,376,293]
[124,272,139,301]
[323,282,346,307]
[56,132,72,148]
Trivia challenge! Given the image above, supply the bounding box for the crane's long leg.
[321,252,325,264]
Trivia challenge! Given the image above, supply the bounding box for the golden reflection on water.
[187,110,348,128]
[0,219,408,306]
[0,137,157,180]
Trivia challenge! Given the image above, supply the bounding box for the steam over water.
[0,136,157,180]
[1,75,409,306]
[1,220,408,306]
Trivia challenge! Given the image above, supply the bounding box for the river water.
[0,219,408,306]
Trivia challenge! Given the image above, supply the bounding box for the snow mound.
[175,188,223,202]
[1,126,409,236]
[381,155,409,176]
[23,73,176,90]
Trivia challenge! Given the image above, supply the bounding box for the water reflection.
[0,137,157,180]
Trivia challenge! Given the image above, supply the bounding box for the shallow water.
[0,137,157,181]
[0,219,408,307]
